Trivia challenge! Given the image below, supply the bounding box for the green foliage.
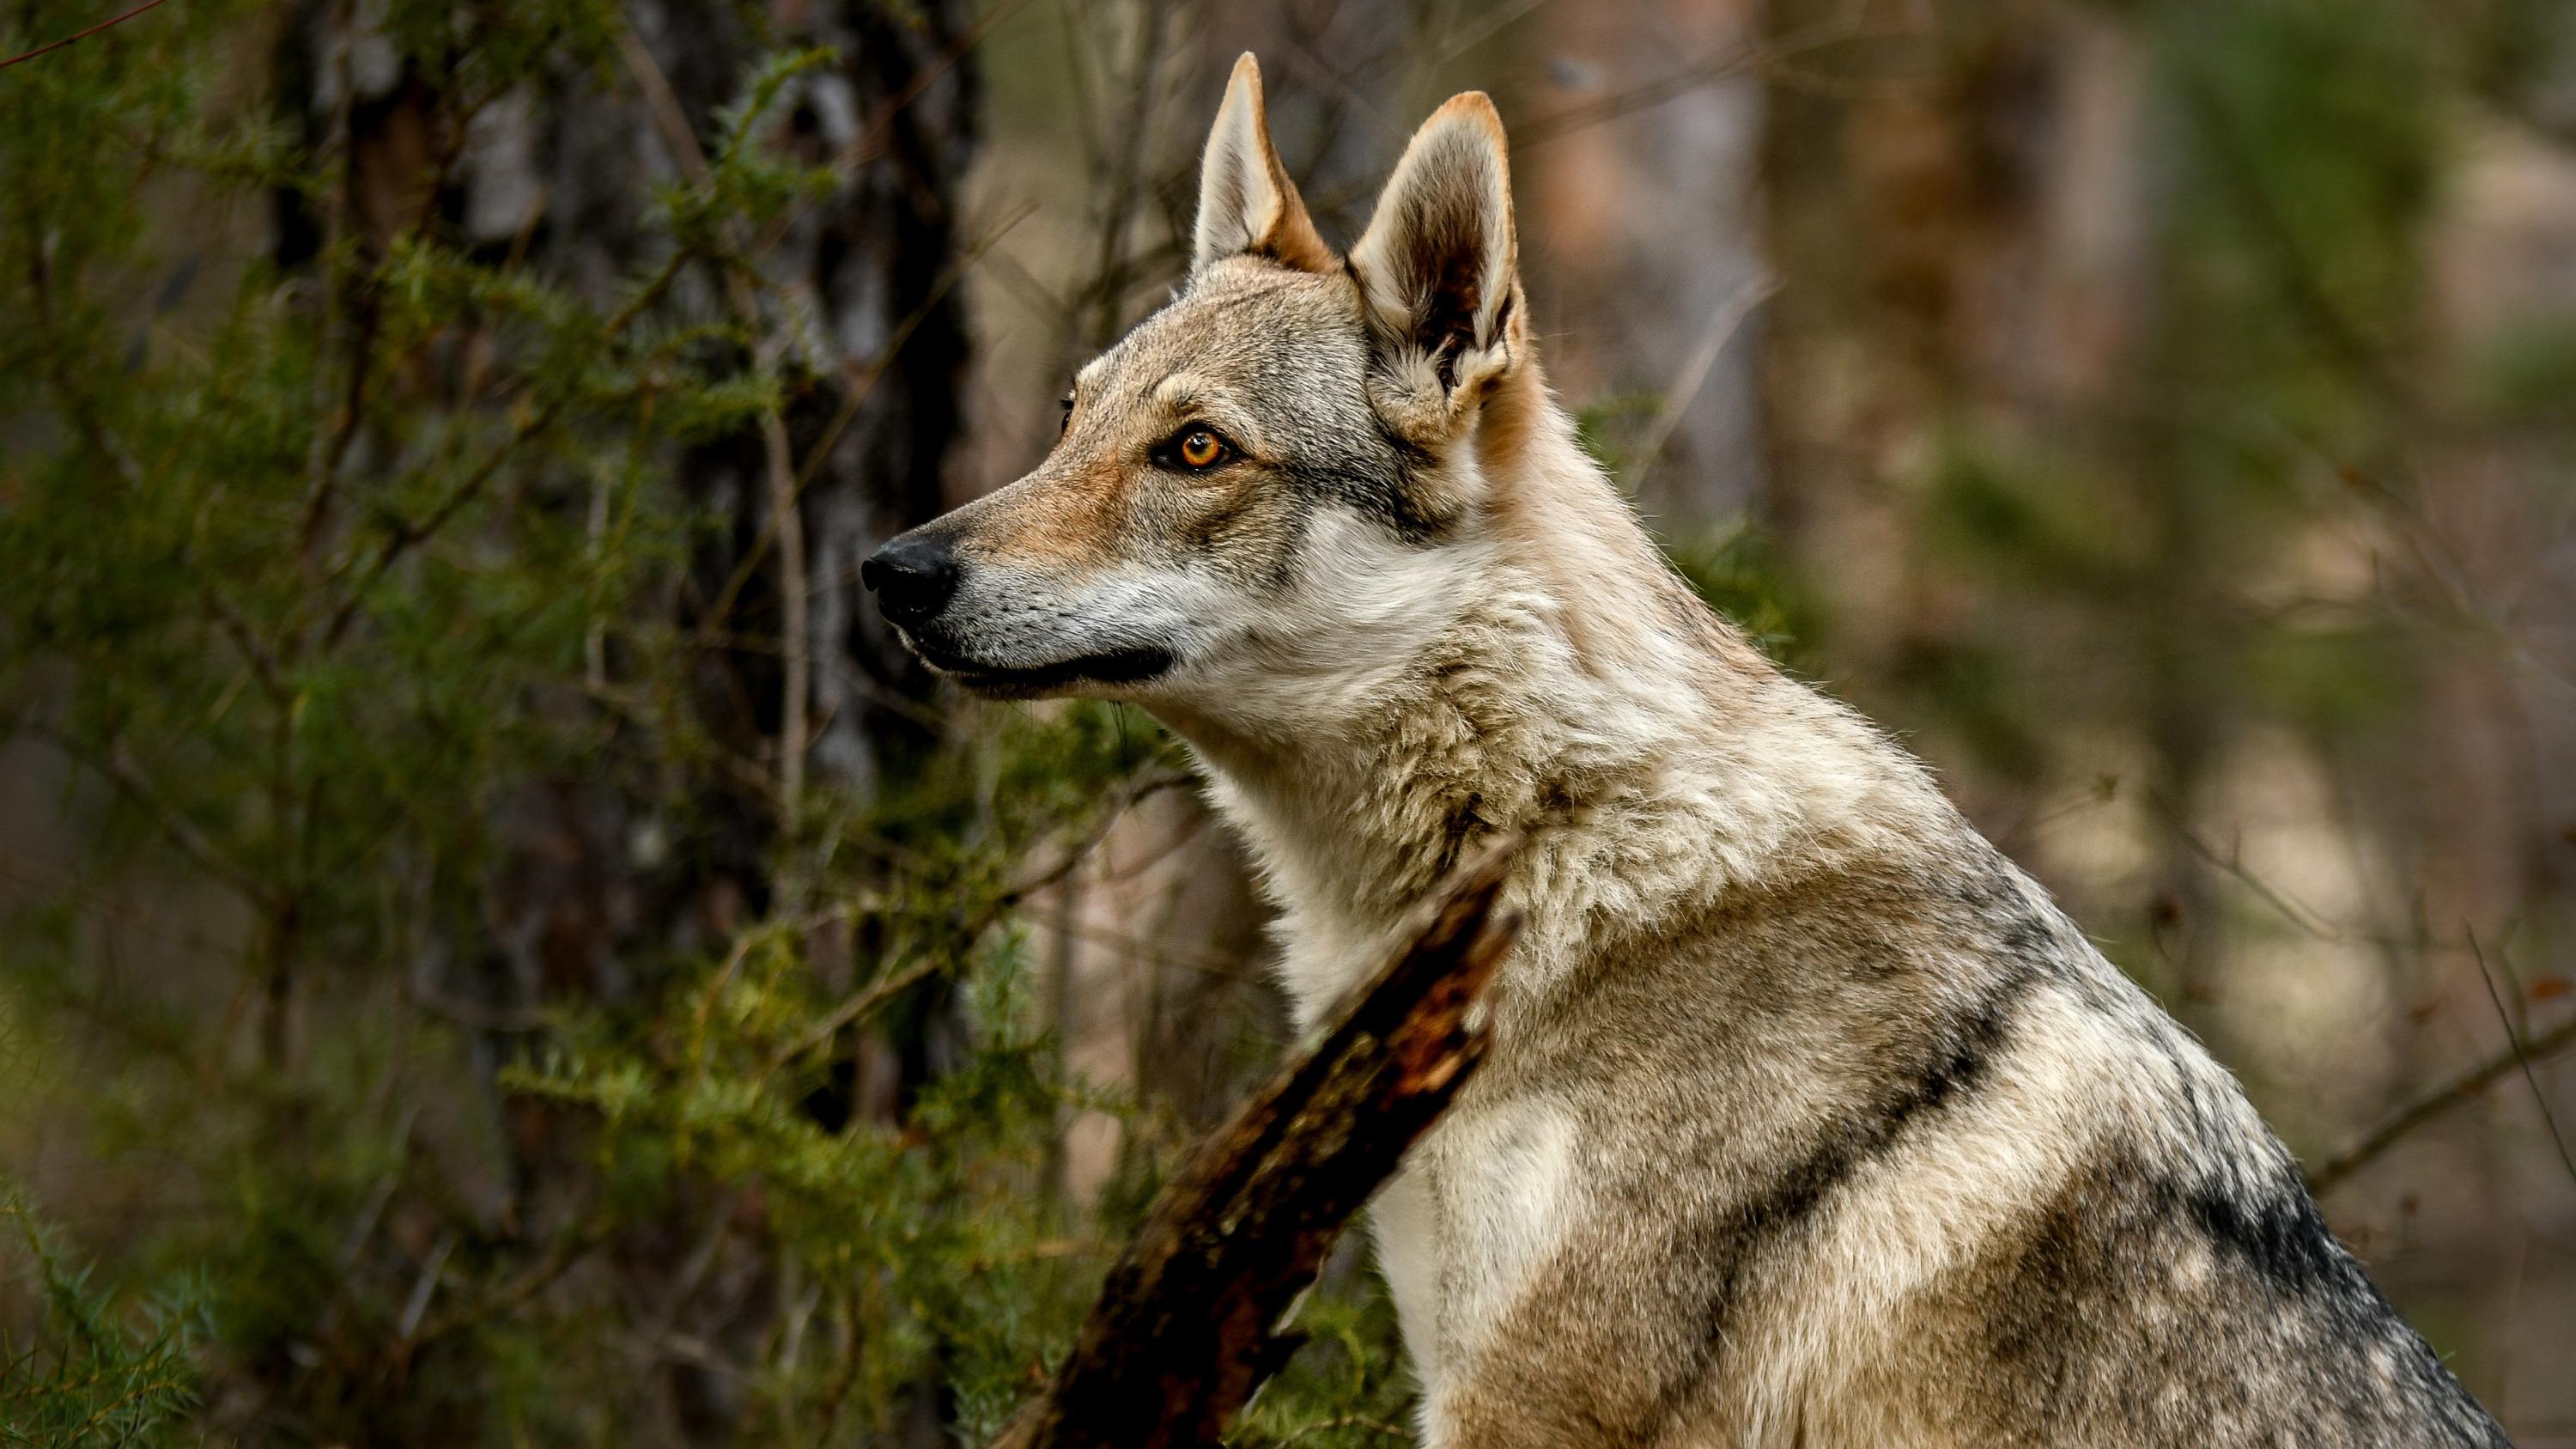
[2471,314,2576,435]
[506,928,1090,1442]
[1827,0,2450,756]
[1663,525,1812,667]
[1231,1252,1418,1449]
[1921,436,2145,599]
[0,1,1387,1418]
[21,0,2520,1438]
[0,0,1389,1442]
[1577,398,1817,670]
[1569,392,1664,487]
[0,1195,207,1447]
[496,704,1182,1443]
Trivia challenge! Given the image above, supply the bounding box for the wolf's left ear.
[1351,92,1525,429]
[1193,54,1332,275]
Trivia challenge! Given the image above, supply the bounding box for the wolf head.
[863,56,1544,727]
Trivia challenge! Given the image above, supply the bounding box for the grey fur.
[870,56,2512,1449]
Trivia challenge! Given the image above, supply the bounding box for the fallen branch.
[987,844,1522,1449]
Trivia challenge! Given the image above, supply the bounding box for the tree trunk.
[263,1,983,1437]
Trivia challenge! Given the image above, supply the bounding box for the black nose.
[860,534,960,629]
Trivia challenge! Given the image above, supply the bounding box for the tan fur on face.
[952,455,1131,571]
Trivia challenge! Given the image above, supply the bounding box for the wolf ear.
[1351,92,1525,429]
[1192,54,1332,276]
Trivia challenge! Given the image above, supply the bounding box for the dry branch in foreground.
[988,845,1522,1449]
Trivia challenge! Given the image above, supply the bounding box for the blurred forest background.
[3,0,2575,1442]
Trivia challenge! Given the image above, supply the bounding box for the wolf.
[862,55,2512,1448]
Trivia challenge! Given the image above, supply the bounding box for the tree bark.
[258,2,984,1437]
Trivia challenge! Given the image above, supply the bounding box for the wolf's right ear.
[1192,55,1332,276]
[1350,92,1525,439]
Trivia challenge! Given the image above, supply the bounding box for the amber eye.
[1154,424,1236,472]
[1176,429,1225,469]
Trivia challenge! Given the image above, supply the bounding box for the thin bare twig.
[703,199,1038,630]
[2341,454,2576,694]
[315,247,688,650]
[768,769,1192,1070]
[2152,793,2359,946]
[618,22,811,809]
[396,1229,458,1339]
[770,956,944,1072]
[404,980,551,1033]
[9,719,269,907]
[1002,770,1195,902]
[1436,0,1556,61]
[23,238,144,489]
[747,0,1039,265]
[2307,1008,2576,1196]
[1626,272,1777,499]
[0,0,171,70]
[414,1218,616,1347]
[1080,0,1173,351]
[199,580,291,707]
[2468,929,2576,1196]
[1515,10,1920,149]
[2148,801,2576,1196]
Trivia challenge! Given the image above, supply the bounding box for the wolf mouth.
[919,642,1177,696]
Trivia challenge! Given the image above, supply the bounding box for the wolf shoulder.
[1479,844,2512,1447]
